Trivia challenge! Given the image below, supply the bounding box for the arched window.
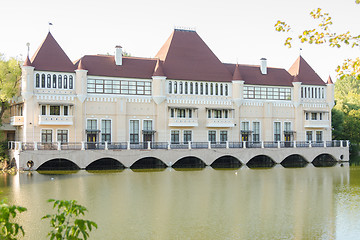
[185,82,188,94]
[69,76,73,89]
[47,74,51,88]
[41,74,46,88]
[190,83,193,94]
[215,84,218,95]
[220,84,223,95]
[314,87,317,98]
[169,82,172,94]
[200,83,203,95]
[301,87,303,98]
[206,83,208,95]
[318,88,321,98]
[58,75,62,88]
[53,74,57,88]
[311,88,314,98]
[225,84,228,96]
[210,83,213,95]
[195,83,198,94]
[64,75,68,89]
[322,88,324,98]
[179,82,183,94]
[35,74,40,88]
[174,81,177,94]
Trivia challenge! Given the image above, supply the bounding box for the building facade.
[12,28,334,146]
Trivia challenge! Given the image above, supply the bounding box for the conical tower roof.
[232,64,244,80]
[31,32,75,72]
[288,56,325,85]
[23,55,32,66]
[153,59,165,76]
[327,75,333,84]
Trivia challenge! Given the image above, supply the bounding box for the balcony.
[304,120,330,128]
[39,115,73,125]
[168,118,198,127]
[206,118,235,128]
[10,116,24,126]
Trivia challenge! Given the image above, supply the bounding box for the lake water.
[0,164,359,240]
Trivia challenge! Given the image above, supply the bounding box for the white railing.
[206,118,235,127]
[168,118,198,127]
[10,116,24,126]
[38,115,73,125]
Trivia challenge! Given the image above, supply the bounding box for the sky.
[1,0,359,81]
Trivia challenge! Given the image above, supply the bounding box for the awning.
[142,130,156,134]
[38,102,74,106]
[206,107,234,111]
[168,106,198,110]
[85,129,100,133]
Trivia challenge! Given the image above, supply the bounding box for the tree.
[0,199,27,239]
[42,199,97,240]
[0,55,21,125]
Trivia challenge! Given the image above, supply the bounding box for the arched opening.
[37,159,80,171]
[86,158,125,170]
[130,157,166,169]
[281,154,308,168]
[211,156,242,169]
[312,154,337,167]
[172,156,206,169]
[247,155,276,168]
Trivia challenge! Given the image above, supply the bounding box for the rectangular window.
[284,122,291,131]
[143,120,152,131]
[224,110,228,118]
[316,131,323,142]
[101,120,111,143]
[177,109,186,118]
[41,106,46,115]
[63,106,68,116]
[41,129,52,143]
[188,109,192,118]
[87,79,151,95]
[130,120,139,144]
[57,130,68,143]
[208,110,211,118]
[220,130,227,143]
[87,119,97,130]
[253,122,260,142]
[274,122,281,142]
[306,131,313,142]
[319,113,323,120]
[183,130,192,143]
[170,109,174,118]
[305,112,309,120]
[311,113,317,120]
[241,122,249,131]
[208,130,216,144]
[171,130,180,144]
[50,106,60,115]
[214,110,222,118]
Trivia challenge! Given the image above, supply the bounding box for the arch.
[64,75,68,89]
[35,73,40,88]
[281,154,308,168]
[312,154,337,167]
[69,76,73,89]
[58,75,62,88]
[172,156,206,169]
[247,155,276,168]
[47,74,51,88]
[52,74,57,88]
[168,81,172,94]
[86,158,125,170]
[130,157,166,169]
[41,74,46,88]
[211,155,242,169]
[37,159,80,171]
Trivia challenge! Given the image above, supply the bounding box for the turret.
[326,76,334,108]
[75,59,88,103]
[232,64,244,107]
[152,59,166,104]
[292,75,301,107]
[21,54,35,101]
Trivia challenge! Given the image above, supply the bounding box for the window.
[311,113,317,120]
[101,120,111,142]
[41,106,46,115]
[57,130,68,143]
[241,122,249,131]
[47,74,51,88]
[174,82,177,94]
[169,82,172,94]
[205,83,208,95]
[306,131,313,142]
[225,84,228,96]
[53,74,57,88]
[243,86,291,100]
[87,79,151,95]
[220,130,227,143]
[69,76,73,89]
[188,109,192,118]
[253,122,260,142]
[305,113,309,120]
[170,109,175,118]
[215,84,218,95]
[177,109,186,118]
[220,84,223,96]
[224,110,228,118]
[41,129,52,143]
[190,83,193,94]
[284,122,291,131]
[143,120,152,131]
[319,113,323,120]
[210,83,213,95]
[274,122,281,142]
[36,74,40,88]
[208,110,212,118]
[87,119,97,130]
[64,75,68,89]
[179,82,183,94]
[171,130,180,144]
[130,120,139,144]
[208,131,216,144]
[214,110,222,118]
[64,106,68,116]
[183,130,192,143]
[41,74,46,88]
[200,83,203,95]
[195,83,198,94]
[316,131,323,142]
[50,106,60,115]
[58,75,62,88]
[185,82,188,94]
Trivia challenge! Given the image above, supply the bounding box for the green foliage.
[42,199,97,240]
[0,55,21,125]
[0,199,26,239]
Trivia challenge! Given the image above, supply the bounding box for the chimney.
[260,58,267,74]
[115,45,122,66]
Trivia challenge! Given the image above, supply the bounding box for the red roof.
[153,59,166,76]
[288,56,325,86]
[232,64,243,80]
[23,55,32,66]
[327,76,333,84]
[155,29,233,82]
[74,55,157,79]
[31,32,75,72]
[225,63,294,86]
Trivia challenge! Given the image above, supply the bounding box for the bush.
[0,199,27,239]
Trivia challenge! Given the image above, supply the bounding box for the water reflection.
[0,164,359,239]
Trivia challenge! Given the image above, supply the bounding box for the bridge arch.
[211,155,242,169]
[172,156,206,169]
[247,155,276,168]
[86,158,125,170]
[312,154,337,167]
[37,158,80,171]
[130,157,167,169]
[281,154,308,168]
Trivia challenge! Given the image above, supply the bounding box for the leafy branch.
[0,199,27,240]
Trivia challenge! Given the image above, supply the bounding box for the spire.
[232,64,243,80]
[292,75,301,82]
[288,56,325,85]
[77,59,86,70]
[23,55,32,66]
[327,75,333,84]
[153,59,165,76]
